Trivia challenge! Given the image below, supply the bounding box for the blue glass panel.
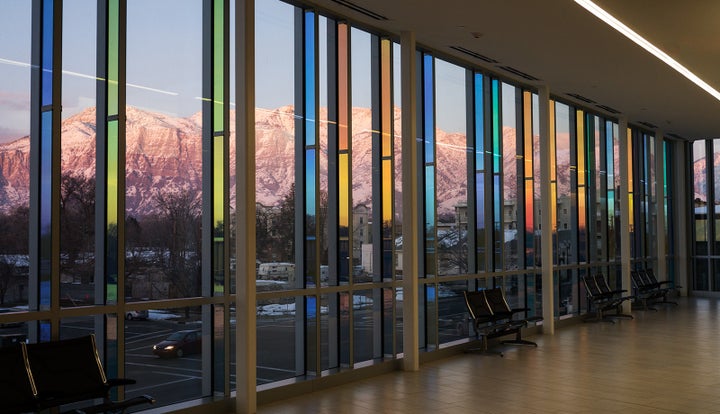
[476,172,484,229]
[474,73,484,170]
[423,54,434,162]
[304,11,316,146]
[40,111,52,235]
[40,111,52,307]
[306,148,316,216]
[307,296,317,319]
[42,0,54,106]
[40,321,51,342]
[426,284,436,302]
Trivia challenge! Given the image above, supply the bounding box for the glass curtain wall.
[0,0,684,408]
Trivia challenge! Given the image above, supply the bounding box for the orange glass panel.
[549,100,556,181]
[381,39,392,157]
[338,23,349,150]
[523,90,532,178]
[576,110,585,186]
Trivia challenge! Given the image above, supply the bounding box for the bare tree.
[153,188,202,303]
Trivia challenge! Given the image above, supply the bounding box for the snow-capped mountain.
[0,105,534,217]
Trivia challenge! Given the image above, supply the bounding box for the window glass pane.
[125,307,204,404]
[351,28,372,283]
[501,82,518,270]
[693,141,708,256]
[0,2,31,312]
[61,0,96,307]
[555,103,571,265]
[255,0,296,291]
[126,0,203,301]
[437,281,469,343]
[393,42,402,283]
[435,59,467,276]
[353,289,374,363]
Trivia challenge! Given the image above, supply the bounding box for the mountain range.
[0,105,541,218]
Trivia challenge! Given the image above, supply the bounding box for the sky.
[0,0,469,144]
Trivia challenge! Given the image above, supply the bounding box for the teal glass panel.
[491,80,500,174]
[474,73,484,170]
[426,164,436,277]
[423,53,434,162]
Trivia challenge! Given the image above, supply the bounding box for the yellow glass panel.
[339,154,349,227]
[382,159,392,223]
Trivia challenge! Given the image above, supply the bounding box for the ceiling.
[304,0,720,140]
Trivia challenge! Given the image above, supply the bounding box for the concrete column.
[401,30,420,371]
[538,85,554,335]
[236,0,257,412]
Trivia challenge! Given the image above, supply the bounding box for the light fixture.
[574,0,720,102]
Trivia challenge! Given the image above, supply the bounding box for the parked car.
[152,330,201,358]
[125,310,148,320]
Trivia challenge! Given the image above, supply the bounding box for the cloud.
[0,90,30,111]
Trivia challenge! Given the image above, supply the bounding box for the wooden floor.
[258,297,720,414]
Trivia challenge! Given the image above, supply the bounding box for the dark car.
[152,329,201,358]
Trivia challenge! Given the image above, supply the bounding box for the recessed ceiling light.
[574,0,720,102]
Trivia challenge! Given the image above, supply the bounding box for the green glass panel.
[213,0,223,131]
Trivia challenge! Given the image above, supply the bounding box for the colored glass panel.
[40,110,52,307]
[474,73,484,170]
[339,154,349,228]
[213,0,224,131]
[107,120,118,301]
[213,135,224,229]
[306,148,316,218]
[382,159,392,226]
[423,53,434,162]
[304,11,316,146]
[338,24,348,151]
[523,91,534,266]
[425,165,435,232]
[492,80,500,174]
[41,0,53,107]
[108,0,119,116]
[476,172,485,271]
[381,39,392,157]
[107,121,119,227]
[628,127,634,230]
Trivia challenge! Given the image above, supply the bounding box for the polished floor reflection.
[259,297,720,414]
